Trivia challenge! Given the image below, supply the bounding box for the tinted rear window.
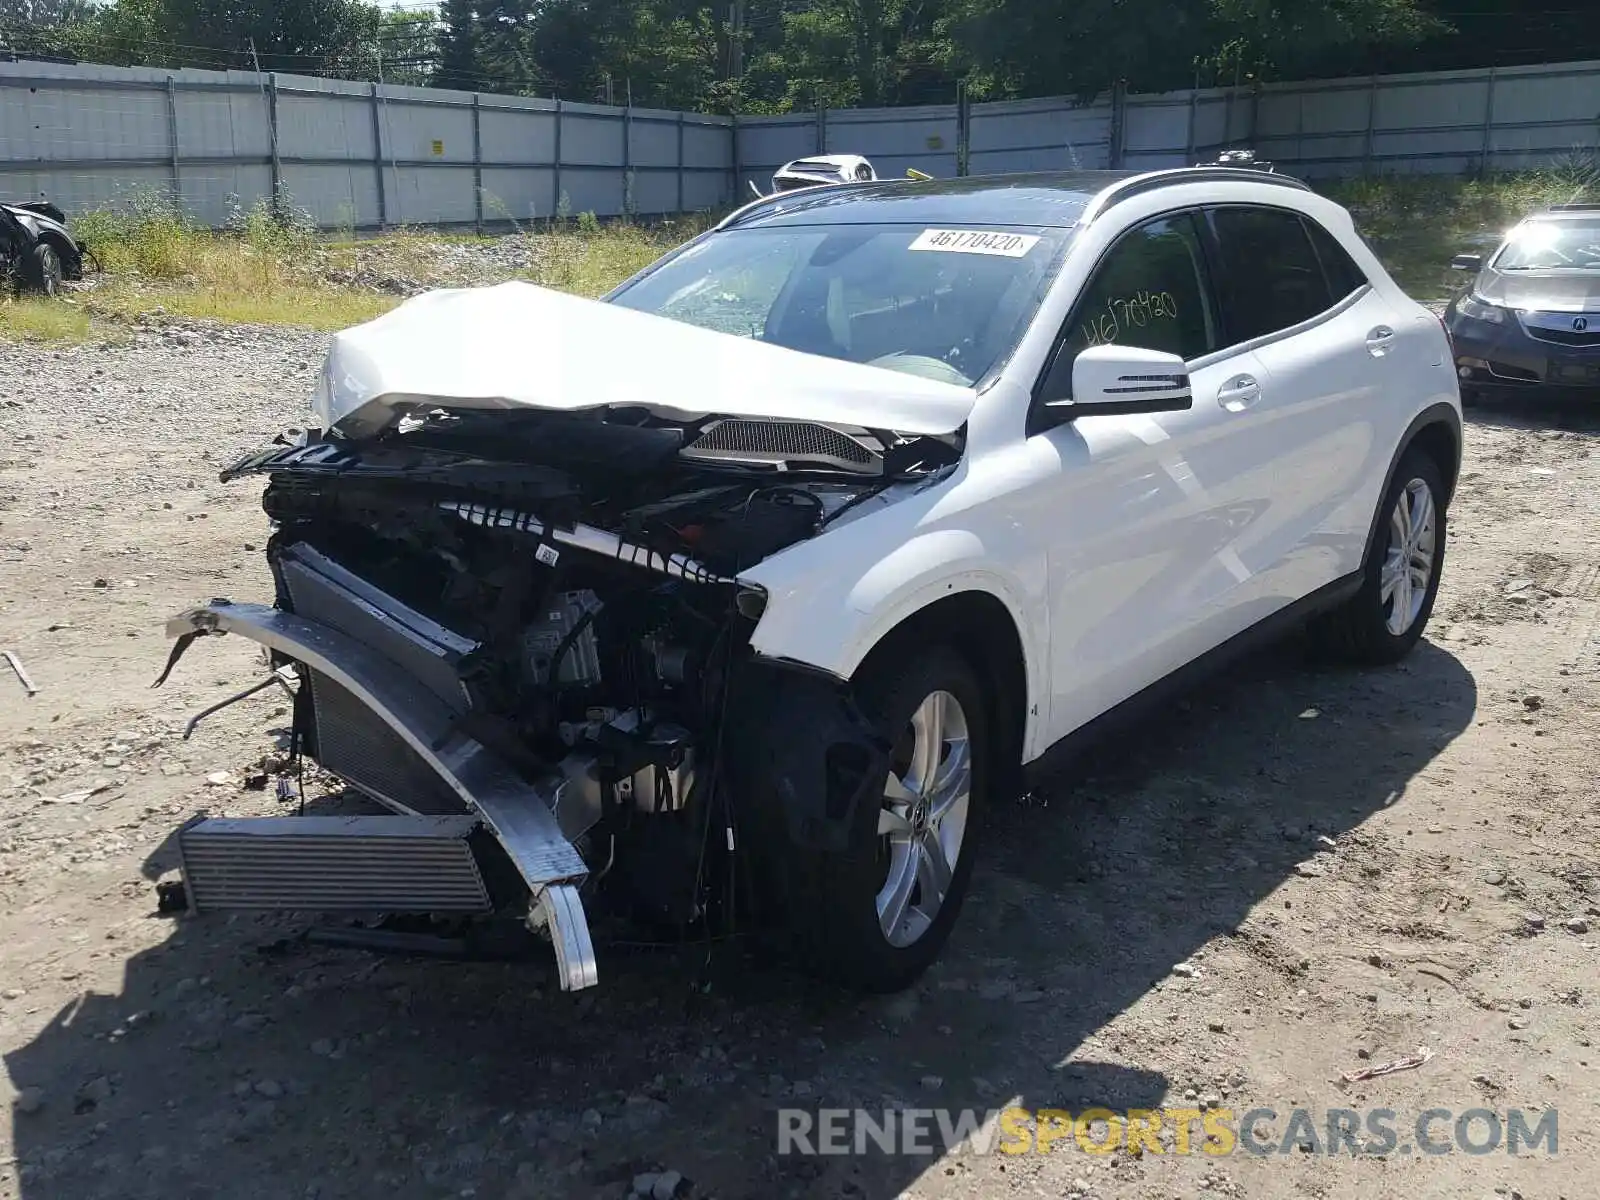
[1304,217,1369,300]
[1209,207,1335,342]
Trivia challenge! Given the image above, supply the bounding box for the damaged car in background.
[157,168,1464,993]
[1,199,88,295]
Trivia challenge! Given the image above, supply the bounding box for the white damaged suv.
[160,167,1462,993]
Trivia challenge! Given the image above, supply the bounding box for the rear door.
[1202,204,1404,603]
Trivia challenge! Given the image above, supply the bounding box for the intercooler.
[178,815,491,913]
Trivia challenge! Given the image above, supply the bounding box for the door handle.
[1366,325,1396,357]
[1217,374,1261,412]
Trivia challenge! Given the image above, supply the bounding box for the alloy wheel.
[1381,477,1437,636]
[875,689,972,948]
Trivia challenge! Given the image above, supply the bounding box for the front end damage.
[157,396,956,989]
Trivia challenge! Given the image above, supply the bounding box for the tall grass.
[62,187,388,330]
[45,186,703,339]
[524,217,707,297]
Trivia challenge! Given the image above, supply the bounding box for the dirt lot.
[1,323,1598,1200]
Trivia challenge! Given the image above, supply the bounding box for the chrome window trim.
[1187,283,1372,372]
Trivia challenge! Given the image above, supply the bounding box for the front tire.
[784,648,987,992]
[1312,449,1447,665]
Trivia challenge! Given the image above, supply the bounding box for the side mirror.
[1042,344,1193,422]
[1450,253,1484,272]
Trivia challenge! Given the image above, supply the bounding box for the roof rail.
[1079,166,1313,226]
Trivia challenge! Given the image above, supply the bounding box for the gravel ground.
[2,325,1599,1200]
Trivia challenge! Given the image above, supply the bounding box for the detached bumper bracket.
[164,602,598,990]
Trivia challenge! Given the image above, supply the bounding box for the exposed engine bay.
[159,402,959,987]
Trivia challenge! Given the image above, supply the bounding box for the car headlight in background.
[1456,294,1507,324]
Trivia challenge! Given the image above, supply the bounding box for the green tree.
[369,8,439,87]
[0,0,99,59]
[78,0,164,66]
[474,0,543,93]
[435,0,481,90]
[943,0,1437,100]
[0,0,96,24]
[739,0,954,111]
[57,0,385,74]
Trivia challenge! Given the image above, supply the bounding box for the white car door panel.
[1247,285,1402,590]
[1033,402,1229,739]
[1026,210,1281,745]
[1200,205,1409,610]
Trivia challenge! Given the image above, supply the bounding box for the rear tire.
[25,243,62,296]
[783,648,987,992]
[1312,449,1447,666]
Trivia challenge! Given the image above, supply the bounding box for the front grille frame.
[1517,311,1600,349]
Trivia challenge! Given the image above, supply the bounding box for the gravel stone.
[15,1086,46,1115]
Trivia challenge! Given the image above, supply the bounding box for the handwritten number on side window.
[1080,291,1179,349]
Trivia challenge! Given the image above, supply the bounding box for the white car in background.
[159,166,1462,996]
[755,153,879,197]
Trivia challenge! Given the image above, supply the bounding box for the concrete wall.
[0,61,734,228]
[4,57,1598,229]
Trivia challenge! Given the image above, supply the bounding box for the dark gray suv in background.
[1443,204,1600,403]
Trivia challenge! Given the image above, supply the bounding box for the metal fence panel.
[827,104,959,178]
[279,162,380,229]
[376,95,476,165]
[0,61,733,228]
[177,164,274,225]
[476,101,550,164]
[277,91,375,161]
[3,56,1597,232]
[387,166,478,226]
[969,96,1114,174]
[174,87,270,159]
[560,103,625,167]
[479,165,556,224]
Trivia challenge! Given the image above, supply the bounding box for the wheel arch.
[850,589,1030,802]
[1362,402,1461,563]
[34,230,81,277]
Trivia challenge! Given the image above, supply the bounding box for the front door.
[1023,211,1279,743]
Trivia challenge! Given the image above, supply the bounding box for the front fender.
[739,523,1047,748]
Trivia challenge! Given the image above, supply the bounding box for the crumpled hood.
[313,281,976,438]
[1474,268,1600,313]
